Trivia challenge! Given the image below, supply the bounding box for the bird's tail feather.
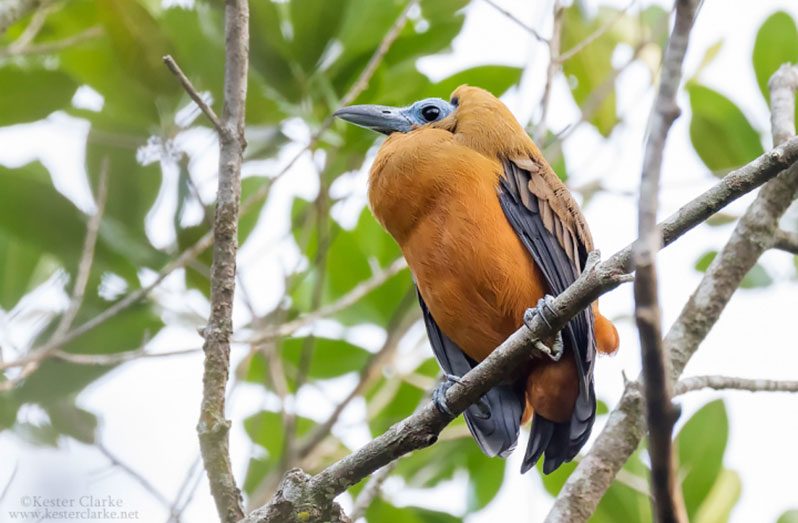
[521,408,594,474]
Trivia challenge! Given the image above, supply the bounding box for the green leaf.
[13,421,60,447]
[425,65,522,99]
[691,40,724,82]
[17,300,163,406]
[239,176,272,245]
[540,459,577,496]
[467,452,505,511]
[0,67,78,125]
[705,212,738,227]
[96,0,177,97]
[367,379,425,435]
[593,449,652,523]
[694,250,717,272]
[777,510,798,523]
[694,250,773,288]
[740,263,773,288]
[753,12,798,102]
[561,4,619,136]
[677,399,728,518]
[365,498,460,523]
[244,410,285,457]
[0,163,87,269]
[288,0,345,71]
[244,410,315,457]
[693,469,742,523]
[291,207,412,327]
[280,337,371,385]
[161,4,225,107]
[0,232,58,310]
[46,401,98,444]
[243,457,273,496]
[249,0,298,101]
[688,84,764,174]
[395,438,470,489]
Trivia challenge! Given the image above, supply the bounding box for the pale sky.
[1,1,798,522]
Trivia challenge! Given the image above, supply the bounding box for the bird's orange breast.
[368,129,547,361]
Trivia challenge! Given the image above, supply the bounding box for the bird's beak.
[333,104,413,135]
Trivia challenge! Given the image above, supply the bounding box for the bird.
[334,85,619,474]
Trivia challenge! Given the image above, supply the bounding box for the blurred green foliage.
[0,0,796,521]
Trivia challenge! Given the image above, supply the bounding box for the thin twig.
[349,462,397,520]
[339,0,419,108]
[556,1,635,63]
[535,0,564,140]
[0,26,103,58]
[6,1,50,50]
[297,291,418,460]
[55,161,110,341]
[51,347,200,366]
[166,455,203,523]
[0,162,108,391]
[480,0,549,44]
[545,42,645,163]
[673,375,798,396]
[0,462,18,504]
[0,231,213,372]
[196,0,249,521]
[163,55,226,136]
[0,0,53,34]
[634,1,697,521]
[96,442,173,510]
[249,258,407,344]
[772,228,798,254]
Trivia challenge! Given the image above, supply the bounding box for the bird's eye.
[421,105,441,122]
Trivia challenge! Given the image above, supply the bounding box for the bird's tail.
[520,385,596,474]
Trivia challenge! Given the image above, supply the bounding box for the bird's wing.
[497,156,597,473]
[416,287,525,458]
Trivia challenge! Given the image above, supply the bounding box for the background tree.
[0,1,797,522]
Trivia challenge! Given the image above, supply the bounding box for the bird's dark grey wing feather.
[417,288,525,458]
[498,159,597,474]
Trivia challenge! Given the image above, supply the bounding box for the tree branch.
[197,0,249,521]
[634,1,697,521]
[349,462,397,521]
[555,0,634,63]
[248,258,407,343]
[546,63,798,523]
[96,442,173,511]
[0,162,108,391]
[0,0,52,34]
[0,26,102,58]
[535,0,563,140]
[163,54,226,136]
[480,0,549,44]
[673,375,798,396]
[772,228,798,254]
[244,134,798,522]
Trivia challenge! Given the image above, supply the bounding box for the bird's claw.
[523,295,564,362]
[432,374,490,420]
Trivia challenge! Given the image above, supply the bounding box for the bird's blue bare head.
[333,97,456,134]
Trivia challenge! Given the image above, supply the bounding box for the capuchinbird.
[334,86,619,474]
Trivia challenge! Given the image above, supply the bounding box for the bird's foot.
[523,295,564,362]
[432,374,490,420]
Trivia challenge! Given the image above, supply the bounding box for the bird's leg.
[523,295,563,362]
[432,374,490,420]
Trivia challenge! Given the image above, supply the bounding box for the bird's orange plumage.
[368,86,618,425]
